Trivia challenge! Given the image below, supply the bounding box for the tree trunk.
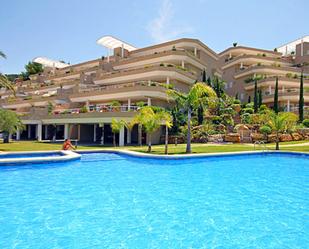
[276,132,279,150]
[186,109,192,154]
[164,125,168,155]
[138,124,142,146]
[113,133,116,147]
[147,133,152,153]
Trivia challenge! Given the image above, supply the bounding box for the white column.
[44,125,48,139]
[282,86,285,93]
[287,100,290,112]
[148,80,151,86]
[301,39,304,56]
[100,123,104,145]
[93,124,97,142]
[119,125,125,147]
[240,62,243,69]
[269,85,272,95]
[127,128,131,144]
[121,44,124,58]
[37,123,42,141]
[138,124,142,146]
[78,125,81,141]
[194,47,197,56]
[147,98,151,106]
[16,129,20,140]
[28,125,31,139]
[181,60,185,68]
[128,98,131,111]
[166,77,170,85]
[64,124,69,139]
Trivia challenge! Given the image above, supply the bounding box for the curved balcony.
[234,65,301,79]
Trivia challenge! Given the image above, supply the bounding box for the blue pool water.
[0,152,63,159]
[0,152,308,248]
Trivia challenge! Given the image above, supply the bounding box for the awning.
[96,35,137,51]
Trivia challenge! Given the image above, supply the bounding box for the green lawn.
[0,140,308,154]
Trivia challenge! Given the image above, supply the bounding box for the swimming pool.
[0,152,308,248]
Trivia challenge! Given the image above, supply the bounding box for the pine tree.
[258,89,263,107]
[274,76,279,114]
[254,79,258,113]
[235,93,239,100]
[299,73,304,121]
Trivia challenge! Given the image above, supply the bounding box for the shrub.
[233,99,241,104]
[302,119,309,127]
[79,106,88,113]
[241,113,251,124]
[242,108,254,114]
[260,125,272,135]
[211,116,222,125]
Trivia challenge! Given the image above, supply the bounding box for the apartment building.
[1,36,308,145]
[220,36,309,112]
[0,36,219,145]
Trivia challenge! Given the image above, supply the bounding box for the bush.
[241,113,251,124]
[211,116,222,125]
[233,99,241,104]
[302,119,309,127]
[242,108,254,114]
[260,125,272,135]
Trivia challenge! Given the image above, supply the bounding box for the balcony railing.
[52,104,139,115]
[79,80,165,93]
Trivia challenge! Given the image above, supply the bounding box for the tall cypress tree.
[258,89,263,107]
[253,79,258,113]
[248,95,251,103]
[202,70,206,83]
[299,72,304,121]
[206,76,212,87]
[274,76,279,114]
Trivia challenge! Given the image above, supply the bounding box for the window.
[307,50,309,55]
[229,82,233,88]
[240,93,244,100]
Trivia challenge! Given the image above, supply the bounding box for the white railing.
[52,105,139,115]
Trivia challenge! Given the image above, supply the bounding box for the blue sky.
[0,0,308,74]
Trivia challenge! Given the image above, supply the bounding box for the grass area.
[0,140,308,154]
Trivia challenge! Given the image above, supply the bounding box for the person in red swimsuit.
[62,139,75,150]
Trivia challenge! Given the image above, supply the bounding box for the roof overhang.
[96,35,137,51]
[33,57,69,69]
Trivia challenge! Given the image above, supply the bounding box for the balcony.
[222,54,291,70]
[234,65,301,79]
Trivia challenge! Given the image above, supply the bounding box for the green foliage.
[260,125,272,135]
[241,113,251,124]
[299,74,304,122]
[0,109,24,142]
[25,62,43,75]
[302,119,309,127]
[110,100,121,107]
[47,102,54,114]
[274,77,279,113]
[242,108,254,114]
[253,79,258,113]
[79,106,88,113]
[111,118,123,134]
[211,116,222,125]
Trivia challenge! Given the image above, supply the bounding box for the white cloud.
[147,0,192,43]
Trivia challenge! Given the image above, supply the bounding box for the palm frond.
[0,51,6,59]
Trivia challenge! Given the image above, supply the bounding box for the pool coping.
[0,149,307,165]
[0,150,81,165]
[76,149,309,159]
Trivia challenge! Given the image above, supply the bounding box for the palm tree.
[268,112,296,150]
[0,109,24,143]
[122,119,136,145]
[135,106,170,153]
[168,82,217,153]
[0,51,15,92]
[111,118,123,146]
[158,111,173,154]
